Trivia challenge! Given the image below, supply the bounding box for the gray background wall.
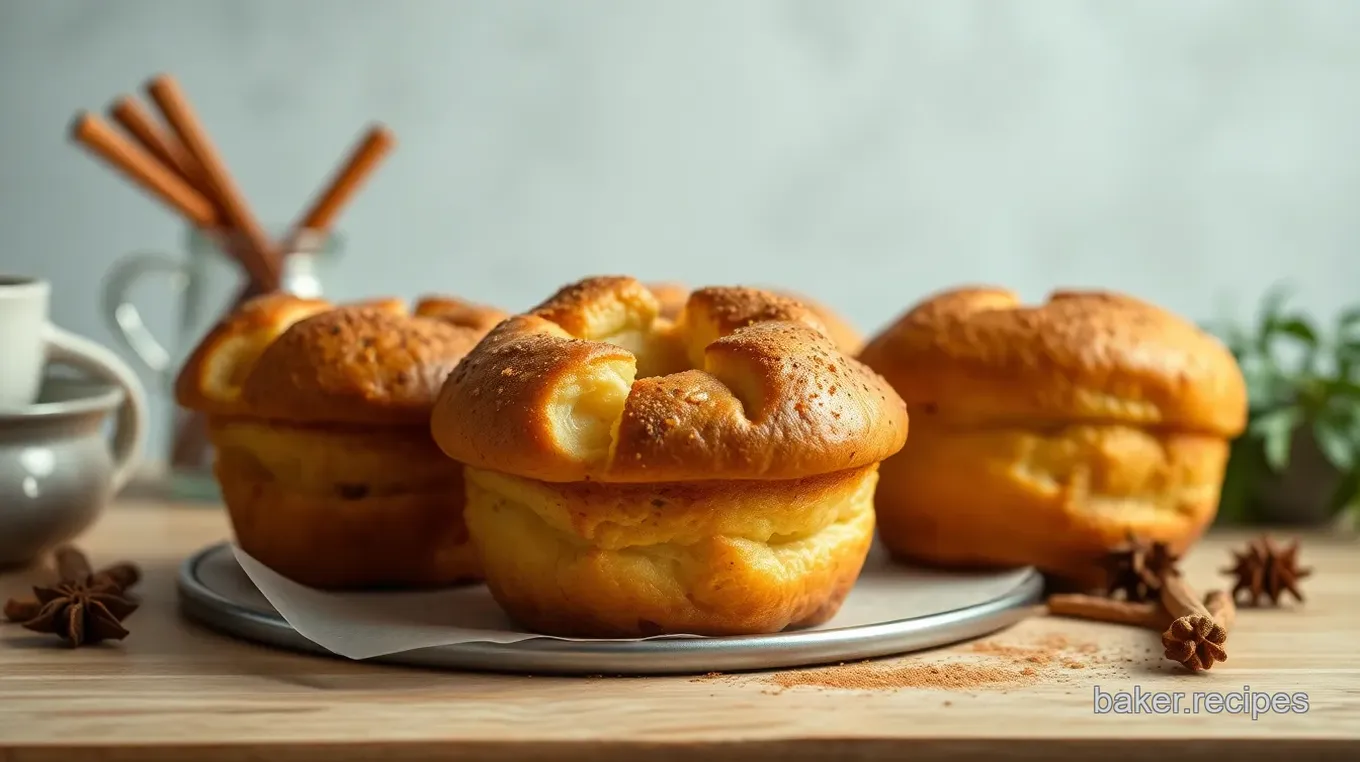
[2,0,1358,462]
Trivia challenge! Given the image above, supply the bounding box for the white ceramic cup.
[0,276,147,491]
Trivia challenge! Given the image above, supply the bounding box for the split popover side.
[648,281,865,355]
[430,276,908,637]
[175,293,504,589]
[858,287,1248,585]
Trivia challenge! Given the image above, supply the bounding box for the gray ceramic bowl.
[0,378,139,567]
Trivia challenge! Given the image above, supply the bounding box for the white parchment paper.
[207,544,1034,660]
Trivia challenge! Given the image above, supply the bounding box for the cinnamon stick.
[69,112,220,228]
[145,74,279,291]
[109,96,208,195]
[1160,575,1229,671]
[288,124,395,241]
[1204,589,1236,631]
[93,563,142,591]
[1046,594,1166,629]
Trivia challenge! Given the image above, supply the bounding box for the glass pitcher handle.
[100,253,190,385]
[44,324,149,494]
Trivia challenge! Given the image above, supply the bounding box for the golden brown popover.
[858,287,1248,586]
[413,295,508,334]
[429,276,908,637]
[175,293,502,589]
[648,281,864,355]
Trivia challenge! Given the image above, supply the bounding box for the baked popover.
[175,293,503,589]
[649,281,865,355]
[858,287,1248,586]
[412,295,508,334]
[429,276,908,637]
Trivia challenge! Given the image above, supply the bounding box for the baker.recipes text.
[1093,685,1309,720]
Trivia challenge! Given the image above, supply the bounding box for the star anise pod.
[3,545,141,647]
[23,578,139,646]
[1161,614,1228,671]
[1223,535,1311,607]
[1102,534,1182,602]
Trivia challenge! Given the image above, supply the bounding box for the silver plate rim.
[177,541,1044,675]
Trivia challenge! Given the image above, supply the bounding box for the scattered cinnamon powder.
[1035,633,1073,650]
[744,630,1144,693]
[968,641,1054,665]
[766,661,1033,692]
[968,637,1111,670]
[687,629,1149,694]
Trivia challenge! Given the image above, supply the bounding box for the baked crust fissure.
[430,276,909,484]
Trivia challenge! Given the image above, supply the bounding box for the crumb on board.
[723,631,1149,693]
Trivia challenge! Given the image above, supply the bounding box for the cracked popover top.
[429,276,909,483]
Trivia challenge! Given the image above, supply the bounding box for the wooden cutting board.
[0,501,1357,761]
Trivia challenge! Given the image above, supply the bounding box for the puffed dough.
[175,293,502,589]
[649,281,865,355]
[429,276,908,636]
[859,286,1247,585]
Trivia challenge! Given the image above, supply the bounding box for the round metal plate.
[178,542,1043,675]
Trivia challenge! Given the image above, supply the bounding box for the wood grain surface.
[1,501,1358,761]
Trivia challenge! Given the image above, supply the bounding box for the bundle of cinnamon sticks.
[70,72,397,471]
[72,73,394,299]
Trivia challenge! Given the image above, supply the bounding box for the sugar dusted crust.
[414,295,508,334]
[429,276,909,483]
[174,293,502,425]
[858,286,1247,436]
[648,281,864,355]
[174,292,503,589]
[173,293,331,416]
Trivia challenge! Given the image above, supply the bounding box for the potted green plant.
[1212,287,1360,525]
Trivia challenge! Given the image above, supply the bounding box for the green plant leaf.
[1269,312,1322,378]
[1240,362,1277,409]
[1272,314,1319,347]
[1258,283,1291,323]
[1250,406,1302,472]
[1215,436,1262,524]
[1337,307,1360,341]
[1214,323,1251,359]
[1313,415,1357,472]
[1321,375,1360,401]
[1239,350,1299,410]
[1255,284,1293,352]
[1325,467,1360,517]
[1338,339,1360,379]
